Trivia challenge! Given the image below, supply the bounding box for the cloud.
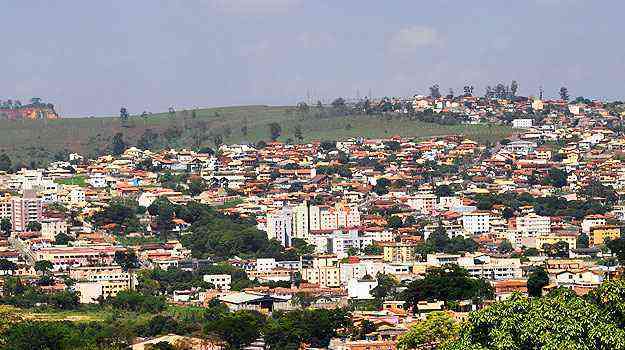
[389,26,441,54]
[209,0,302,15]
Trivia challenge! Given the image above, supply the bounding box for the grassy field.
[0,105,514,166]
[54,175,87,187]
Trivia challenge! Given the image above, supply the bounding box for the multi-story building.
[462,211,491,234]
[203,274,232,290]
[536,234,577,251]
[309,203,360,231]
[516,213,551,237]
[266,208,293,247]
[301,254,341,287]
[11,190,42,232]
[582,215,607,234]
[383,242,419,263]
[590,225,620,246]
[70,265,136,304]
[0,195,11,220]
[512,118,533,128]
[41,218,67,240]
[36,246,119,270]
[406,193,437,214]
[291,202,309,239]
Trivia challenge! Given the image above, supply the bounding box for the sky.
[2,0,625,116]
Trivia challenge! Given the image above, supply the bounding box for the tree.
[387,216,403,229]
[296,102,309,113]
[34,260,53,274]
[371,273,399,300]
[445,289,625,350]
[263,309,350,349]
[119,107,129,124]
[435,184,453,197]
[205,310,265,349]
[542,240,569,258]
[497,239,513,254]
[577,232,589,249]
[331,97,346,108]
[0,218,11,235]
[363,244,383,255]
[268,122,282,141]
[429,84,441,99]
[397,311,459,350]
[294,125,304,142]
[0,153,11,172]
[543,168,567,188]
[111,132,127,156]
[607,238,625,265]
[26,221,42,232]
[510,80,519,97]
[114,249,139,271]
[502,207,514,219]
[560,86,570,101]
[401,265,493,310]
[108,290,166,313]
[187,177,208,196]
[54,232,74,245]
[527,266,549,297]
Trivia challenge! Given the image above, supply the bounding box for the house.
[203,274,232,291]
[218,291,288,312]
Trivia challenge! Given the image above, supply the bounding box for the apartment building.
[36,246,119,270]
[0,195,11,220]
[301,254,341,287]
[11,190,42,232]
[516,213,551,237]
[536,234,577,251]
[291,202,309,239]
[406,192,437,214]
[589,225,620,246]
[309,203,360,231]
[582,215,607,234]
[266,208,293,247]
[462,211,491,234]
[40,218,67,240]
[70,265,136,304]
[383,242,419,263]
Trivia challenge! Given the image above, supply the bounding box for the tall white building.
[266,208,293,247]
[462,212,491,234]
[291,202,309,239]
[516,213,551,237]
[309,202,360,231]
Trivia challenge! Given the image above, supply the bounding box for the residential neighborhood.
[2,93,625,348]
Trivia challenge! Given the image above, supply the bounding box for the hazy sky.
[3,0,625,116]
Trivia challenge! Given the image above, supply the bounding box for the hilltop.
[0,104,513,167]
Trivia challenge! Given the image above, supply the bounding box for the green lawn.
[0,105,514,166]
[54,175,87,187]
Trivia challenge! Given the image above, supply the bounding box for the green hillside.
[0,105,514,167]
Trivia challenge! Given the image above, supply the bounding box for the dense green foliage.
[398,311,460,350]
[264,308,351,348]
[473,189,614,219]
[401,265,493,309]
[91,198,144,234]
[527,266,550,297]
[0,277,80,310]
[446,285,625,350]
